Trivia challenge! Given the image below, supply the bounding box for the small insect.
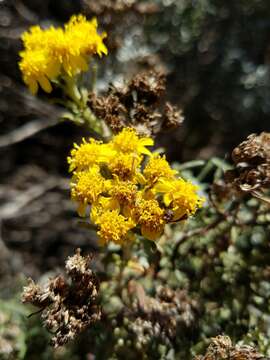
[163,209,174,222]
[164,209,188,223]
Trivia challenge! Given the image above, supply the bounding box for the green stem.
[60,75,106,135]
[117,243,132,294]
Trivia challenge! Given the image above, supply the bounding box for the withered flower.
[22,249,101,347]
[224,132,270,202]
[163,102,184,130]
[127,282,199,340]
[128,70,166,104]
[194,335,266,360]
[88,71,184,136]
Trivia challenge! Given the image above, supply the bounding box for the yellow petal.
[28,79,38,95]
[77,202,87,217]
[139,147,152,156]
[163,193,172,207]
[172,207,186,221]
[97,41,108,56]
[155,182,172,193]
[38,76,52,93]
[72,55,88,72]
[47,61,61,78]
[63,61,72,76]
[140,138,154,146]
[141,225,162,241]
[136,172,147,185]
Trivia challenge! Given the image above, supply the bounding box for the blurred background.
[0,0,270,288]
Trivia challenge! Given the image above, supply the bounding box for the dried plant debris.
[126,283,199,344]
[226,132,270,193]
[22,249,101,347]
[89,71,184,136]
[163,102,184,130]
[99,282,200,357]
[194,335,267,360]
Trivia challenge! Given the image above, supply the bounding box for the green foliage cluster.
[83,160,270,359]
[1,160,269,360]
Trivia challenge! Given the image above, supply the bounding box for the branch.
[0,178,66,220]
[0,117,58,148]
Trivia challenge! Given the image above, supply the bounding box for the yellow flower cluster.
[68,128,204,245]
[19,15,107,95]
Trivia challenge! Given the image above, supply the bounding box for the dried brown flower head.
[22,249,101,347]
[194,335,266,360]
[163,102,184,130]
[127,282,199,340]
[89,71,184,136]
[229,132,270,191]
[220,133,270,205]
[128,71,166,103]
[232,132,270,165]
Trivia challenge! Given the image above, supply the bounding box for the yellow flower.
[108,178,137,206]
[111,128,154,156]
[71,165,106,216]
[19,15,107,94]
[133,198,165,241]
[65,15,108,57]
[155,178,204,220]
[45,27,89,77]
[90,196,120,223]
[67,128,204,245]
[21,25,51,50]
[68,139,113,172]
[19,48,59,94]
[143,154,177,184]
[94,210,135,245]
[108,152,142,180]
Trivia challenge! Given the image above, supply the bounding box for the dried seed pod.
[225,132,270,194]
[22,249,101,347]
[194,335,266,360]
[88,71,184,136]
[163,102,184,130]
[232,132,270,165]
[127,282,199,341]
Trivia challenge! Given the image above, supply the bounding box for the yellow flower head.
[143,154,177,184]
[108,178,137,206]
[155,178,204,220]
[94,210,135,245]
[19,15,107,94]
[71,165,106,216]
[111,128,154,156]
[90,196,120,223]
[21,25,51,50]
[19,48,59,95]
[68,128,203,246]
[68,139,112,172]
[108,152,142,181]
[133,198,165,240]
[44,27,89,76]
[65,15,108,57]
